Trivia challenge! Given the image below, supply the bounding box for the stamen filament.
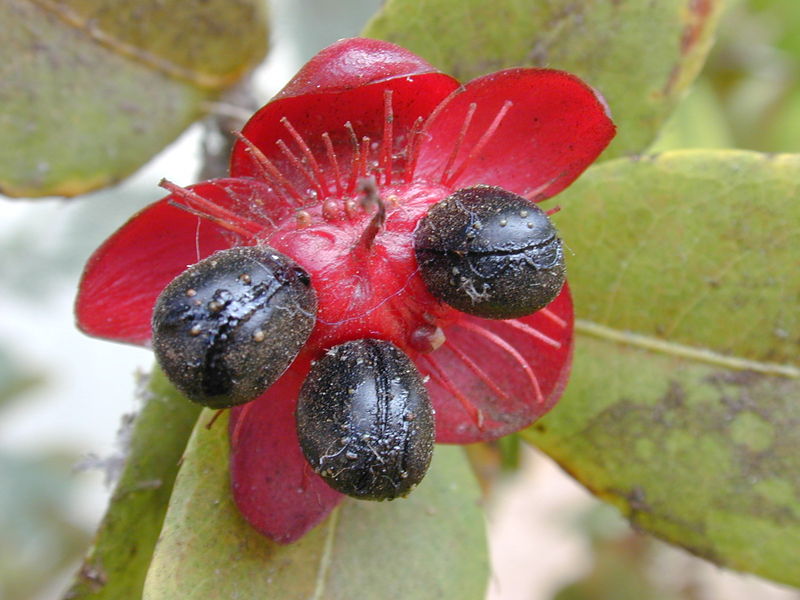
[524,177,559,203]
[501,318,562,349]
[403,116,425,183]
[444,100,514,187]
[345,122,360,195]
[440,102,476,185]
[160,179,261,237]
[230,402,254,449]
[457,319,544,404]
[281,117,329,196]
[321,132,343,198]
[358,136,371,181]
[443,340,511,400]
[540,308,568,329]
[546,205,562,216]
[419,356,485,429]
[381,89,394,185]
[166,199,253,239]
[233,131,306,206]
[412,85,467,180]
[276,139,326,201]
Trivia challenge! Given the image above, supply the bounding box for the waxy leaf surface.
[0,0,267,198]
[364,0,722,158]
[143,411,488,600]
[525,151,800,587]
[65,369,201,599]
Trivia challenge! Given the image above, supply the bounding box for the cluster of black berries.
[152,186,565,500]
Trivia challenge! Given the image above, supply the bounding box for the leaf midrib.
[576,319,800,378]
[26,0,228,89]
[310,506,340,600]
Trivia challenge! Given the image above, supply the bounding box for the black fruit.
[152,246,317,408]
[414,185,565,319]
[296,339,435,500]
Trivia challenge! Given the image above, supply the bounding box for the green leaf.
[524,150,800,587]
[143,411,488,600]
[364,0,723,159]
[64,368,201,599]
[0,0,267,198]
[649,79,734,151]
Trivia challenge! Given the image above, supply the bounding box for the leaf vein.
[576,319,800,378]
[26,0,227,88]
[310,506,340,600]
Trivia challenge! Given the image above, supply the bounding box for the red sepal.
[75,179,278,345]
[230,75,459,194]
[422,284,574,444]
[276,37,442,99]
[229,362,343,544]
[416,69,615,200]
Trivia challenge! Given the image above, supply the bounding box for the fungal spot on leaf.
[730,411,774,453]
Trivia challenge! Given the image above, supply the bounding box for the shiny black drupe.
[296,339,435,500]
[414,185,565,319]
[152,246,317,408]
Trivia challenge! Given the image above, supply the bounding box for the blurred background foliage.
[655,0,800,153]
[0,0,798,598]
[0,349,87,600]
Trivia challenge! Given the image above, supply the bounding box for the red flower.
[76,38,614,543]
